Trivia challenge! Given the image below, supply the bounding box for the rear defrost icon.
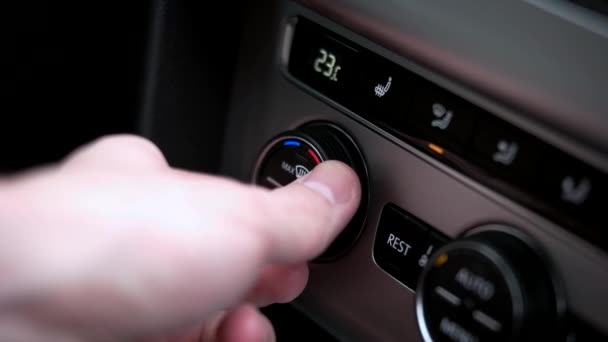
[295,164,310,178]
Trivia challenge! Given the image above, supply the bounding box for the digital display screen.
[288,18,360,104]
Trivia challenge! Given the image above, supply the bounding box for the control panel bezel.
[282,15,607,254]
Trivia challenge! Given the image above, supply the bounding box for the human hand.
[0,135,361,342]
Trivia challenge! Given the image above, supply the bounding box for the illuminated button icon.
[435,253,449,267]
[418,244,436,268]
[374,77,392,97]
[561,176,591,205]
[294,164,310,178]
[431,103,454,130]
[492,140,519,166]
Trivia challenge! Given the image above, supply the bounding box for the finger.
[245,263,309,307]
[147,312,225,342]
[168,306,274,342]
[254,160,362,263]
[106,160,359,319]
[61,134,168,170]
[0,154,359,339]
[213,305,275,342]
[167,160,360,263]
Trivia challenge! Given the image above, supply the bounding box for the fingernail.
[302,161,358,205]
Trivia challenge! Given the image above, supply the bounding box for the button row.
[352,52,606,233]
[355,51,607,246]
[373,204,449,290]
[287,16,607,251]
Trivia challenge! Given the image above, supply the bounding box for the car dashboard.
[5,1,607,341]
[218,1,608,341]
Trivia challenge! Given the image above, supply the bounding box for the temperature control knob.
[416,227,564,342]
[252,121,368,261]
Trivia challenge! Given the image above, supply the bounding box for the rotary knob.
[252,121,368,262]
[416,226,564,342]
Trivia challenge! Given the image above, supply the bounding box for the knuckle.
[68,134,167,168]
[99,135,165,160]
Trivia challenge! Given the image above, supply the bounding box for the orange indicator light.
[435,254,449,267]
[428,143,444,155]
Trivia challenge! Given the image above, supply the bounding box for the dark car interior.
[4,1,607,341]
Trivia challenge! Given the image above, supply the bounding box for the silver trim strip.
[434,286,462,307]
[472,310,503,333]
[265,176,283,188]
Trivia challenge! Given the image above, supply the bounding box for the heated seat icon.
[374,77,392,97]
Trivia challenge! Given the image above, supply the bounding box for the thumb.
[254,160,362,263]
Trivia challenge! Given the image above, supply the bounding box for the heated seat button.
[405,83,479,152]
[354,55,419,127]
[537,153,600,209]
[471,116,541,184]
[535,150,607,232]
[373,204,448,290]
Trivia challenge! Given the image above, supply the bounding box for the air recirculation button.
[252,121,369,262]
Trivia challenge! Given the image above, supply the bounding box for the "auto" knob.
[416,226,565,342]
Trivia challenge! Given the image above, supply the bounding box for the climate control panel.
[222,2,608,341]
[286,16,607,253]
